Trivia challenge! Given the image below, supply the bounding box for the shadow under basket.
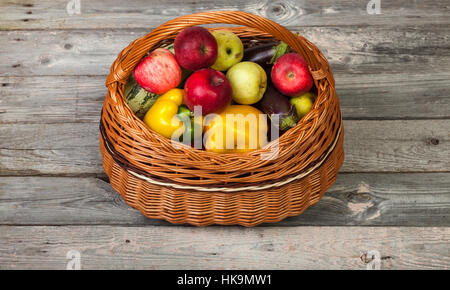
[100,11,344,226]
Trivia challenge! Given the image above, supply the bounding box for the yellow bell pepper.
[204,105,268,153]
[143,88,184,139]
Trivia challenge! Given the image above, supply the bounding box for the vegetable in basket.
[177,105,195,143]
[203,105,268,153]
[143,88,185,139]
[256,83,299,132]
[242,41,290,68]
[123,73,159,119]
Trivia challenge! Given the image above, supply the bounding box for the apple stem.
[211,76,224,87]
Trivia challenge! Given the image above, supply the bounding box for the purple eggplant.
[256,84,299,132]
[243,42,290,69]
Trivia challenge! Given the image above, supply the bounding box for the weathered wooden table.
[1,0,449,270]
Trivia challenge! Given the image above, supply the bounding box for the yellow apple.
[290,92,315,118]
[226,62,267,105]
[211,30,244,71]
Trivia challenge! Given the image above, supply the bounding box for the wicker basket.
[100,11,344,226]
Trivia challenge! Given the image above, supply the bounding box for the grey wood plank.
[1,25,449,77]
[0,174,448,226]
[1,0,449,30]
[0,76,106,124]
[336,72,450,120]
[0,148,102,176]
[342,120,450,172]
[2,72,450,124]
[0,225,448,269]
[1,120,448,175]
[0,122,102,175]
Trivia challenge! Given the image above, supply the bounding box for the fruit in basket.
[162,43,193,87]
[174,26,218,71]
[184,68,232,115]
[143,88,185,139]
[242,41,290,69]
[204,105,268,153]
[124,73,159,119]
[256,84,299,132]
[134,48,181,94]
[226,62,267,105]
[271,53,313,97]
[290,92,315,118]
[210,30,244,71]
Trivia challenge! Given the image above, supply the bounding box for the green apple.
[290,92,315,118]
[226,62,267,105]
[210,30,244,71]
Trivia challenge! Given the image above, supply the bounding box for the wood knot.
[270,4,284,15]
[425,137,439,146]
[39,56,51,65]
[265,1,299,22]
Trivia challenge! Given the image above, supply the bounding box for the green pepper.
[177,105,195,143]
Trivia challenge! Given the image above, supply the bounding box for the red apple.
[184,68,231,115]
[271,53,313,97]
[134,48,181,94]
[174,26,218,71]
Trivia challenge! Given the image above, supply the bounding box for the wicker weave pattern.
[100,11,344,226]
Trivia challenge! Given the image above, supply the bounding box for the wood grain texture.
[2,25,449,77]
[0,76,106,124]
[1,0,450,30]
[0,225,448,269]
[1,120,448,175]
[0,122,102,175]
[0,173,448,226]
